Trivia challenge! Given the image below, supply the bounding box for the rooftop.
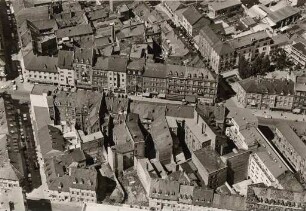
[227,106,258,129]
[56,24,93,39]
[24,51,58,73]
[0,187,26,211]
[267,6,299,24]
[193,147,227,173]
[276,122,306,160]
[58,50,74,69]
[209,0,241,11]
[229,31,270,49]
[238,77,295,96]
[182,6,202,26]
[125,113,144,144]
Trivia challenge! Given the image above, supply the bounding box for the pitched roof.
[193,147,227,173]
[268,6,299,24]
[143,62,167,78]
[56,24,93,39]
[238,77,295,95]
[107,56,128,73]
[276,122,306,160]
[24,51,58,73]
[38,125,65,159]
[58,50,74,69]
[209,0,241,11]
[229,31,270,49]
[182,6,202,26]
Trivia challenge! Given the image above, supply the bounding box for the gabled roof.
[24,51,58,73]
[58,50,74,69]
[182,6,202,26]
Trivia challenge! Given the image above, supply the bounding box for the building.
[221,149,250,185]
[290,42,306,68]
[56,24,93,49]
[185,104,226,154]
[166,64,218,103]
[143,62,167,95]
[181,6,204,36]
[92,57,109,91]
[246,183,306,211]
[126,58,145,94]
[73,48,94,89]
[192,147,227,189]
[0,187,28,211]
[265,6,300,29]
[125,113,145,159]
[229,31,272,62]
[150,115,173,164]
[274,122,306,181]
[199,26,235,74]
[105,56,128,93]
[58,50,75,87]
[291,70,306,111]
[236,77,295,110]
[208,0,242,19]
[226,107,259,150]
[23,51,59,84]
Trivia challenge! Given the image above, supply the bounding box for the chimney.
[109,0,113,12]
[110,22,115,43]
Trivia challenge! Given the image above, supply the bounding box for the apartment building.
[126,58,145,94]
[199,26,235,74]
[106,56,128,93]
[246,184,306,211]
[229,31,272,62]
[236,77,295,110]
[166,64,218,103]
[143,62,167,95]
[226,107,259,150]
[73,48,94,89]
[291,70,306,110]
[92,57,109,91]
[192,147,227,189]
[185,104,226,153]
[23,52,59,84]
[58,50,75,87]
[274,122,306,181]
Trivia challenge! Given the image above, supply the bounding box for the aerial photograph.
[1,0,306,210]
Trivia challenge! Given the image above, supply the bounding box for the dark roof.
[24,51,58,73]
[143,62,167,78]
[58,50,74,69]
[38,125,65,159]
[200,26,222,47]
[127,58,146,71]
[238,77,295,95]
[268,6,299,24]
[125,113,144,144]
[182,6,202,26]
[74,48,94,65]
[107,56,128,73]
[56,24,93,38]
[293,42,306,56]
[212,194,246,211]
[193,147,227,173]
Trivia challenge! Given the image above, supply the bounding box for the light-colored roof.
[276,122,306,160]
[267,6,299,24]
[227,107,258,129]
[209,0,241,11]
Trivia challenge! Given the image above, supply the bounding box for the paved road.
[28,199,82,211]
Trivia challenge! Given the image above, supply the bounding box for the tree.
[238,56,251,79]
[271,48,293,70]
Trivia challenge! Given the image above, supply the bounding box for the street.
[27,199,82,211]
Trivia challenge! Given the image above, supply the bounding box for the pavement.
[28,199,82,211]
